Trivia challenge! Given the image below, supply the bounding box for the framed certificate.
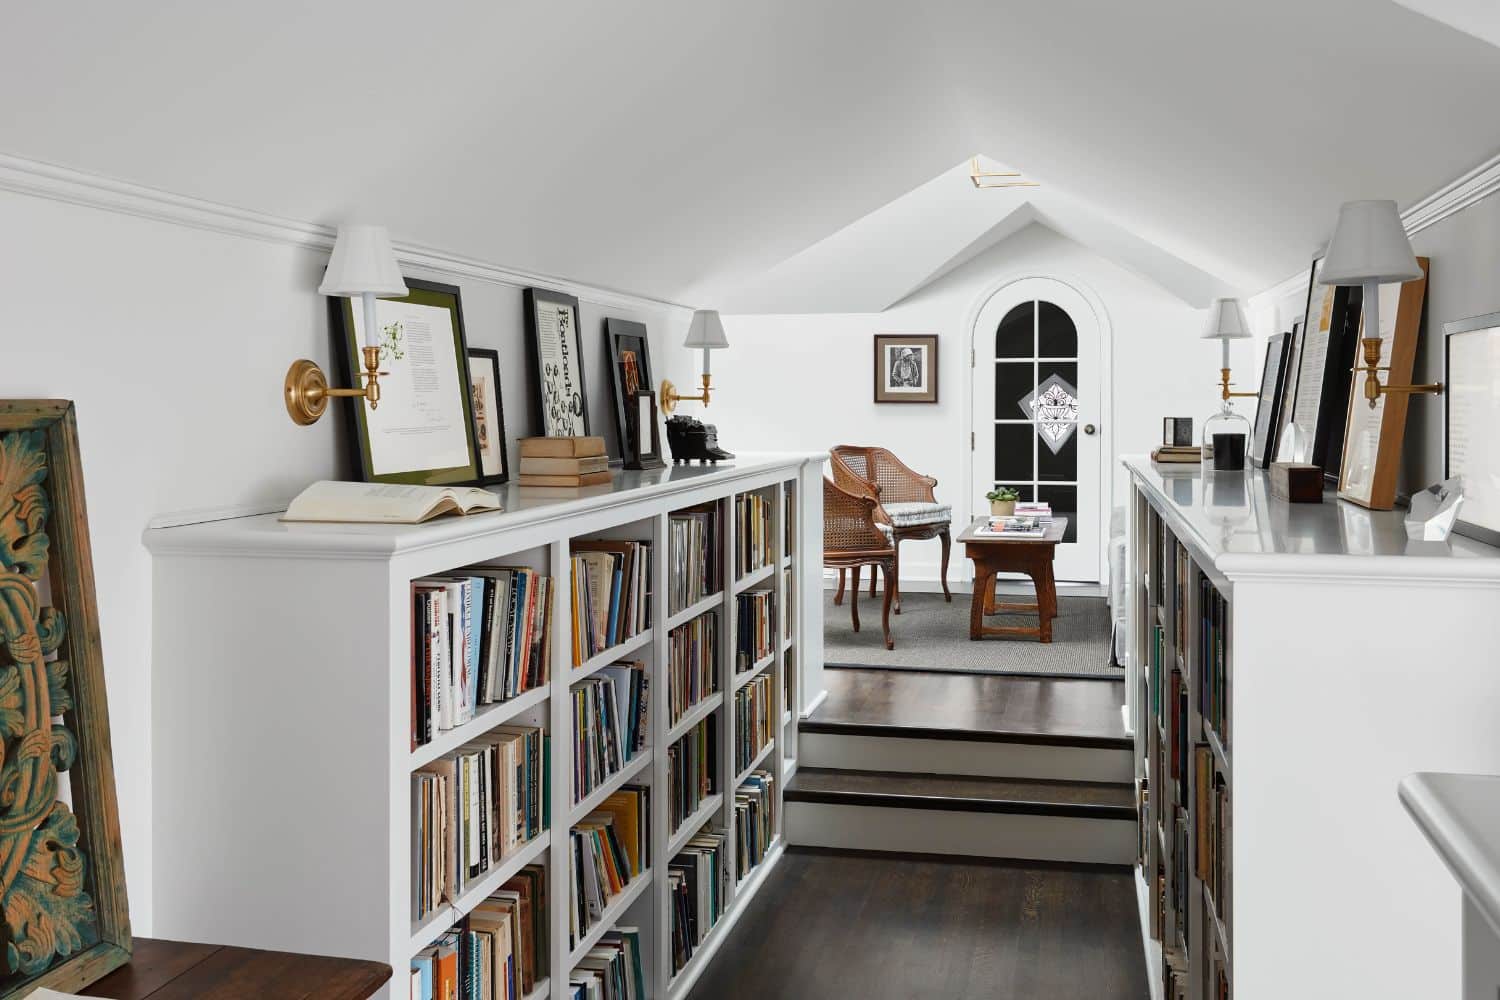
[1444,313,1500,546]
[334,278,482,485]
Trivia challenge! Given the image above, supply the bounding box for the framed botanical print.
[873,334,939,403]
[466,348,510,486]
[1444,312,1500,545]
[606,318,654,460]
[333,278,482,485]
[524,287,590,437]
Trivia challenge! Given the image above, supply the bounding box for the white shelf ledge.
[732,563,775,594]
[566,870,654,968]
[669,793,725,857]
[410,685,550,771]
[731,655,774,692]
[667,692,724,744]
[408,830,550,955]
[734,739,775,787]
[571,628,654,682]
[569,750,654,826]
[666,592,723,631]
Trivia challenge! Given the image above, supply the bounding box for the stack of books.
[412,569,553,749]
[732,673,772,774]
[669,828,728,975]
[571,662,648,803]
[734,493,773,577]
[568,927,646,1000]
[519,437,613,488]
[734,590,774,671]
[733,770,775,881]
[1014,500,1052,521]
[668,714,717,831]
[569,786,649,945]
[1151,445,1203,464]
[570,540,651,665]
[668,505,719,614]
[411,864,547,1000]
[977,516,1046,538]
[412,725,547,919]
[668,613,718,724]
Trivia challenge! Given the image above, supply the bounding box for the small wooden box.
[1270,462,1323,503]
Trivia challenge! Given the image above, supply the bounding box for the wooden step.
[784,768,1135,819]
[797,723,1133,783]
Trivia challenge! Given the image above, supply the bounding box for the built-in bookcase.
[1136,500,1232,1000]
[147,456,822,1000]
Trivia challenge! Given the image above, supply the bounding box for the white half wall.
[694,223,1224,584]
[0,184,685,933]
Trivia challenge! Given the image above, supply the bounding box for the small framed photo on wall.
[466,347,510,485]
[874,333,939,403]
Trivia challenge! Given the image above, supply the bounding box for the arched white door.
[971,277,1102,582]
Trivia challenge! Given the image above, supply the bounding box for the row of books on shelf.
[734,590,774,671]
[572,663,648,803]
[670,827,727,977]
[413,726,548,920]
[668,507,719,615]
[734,493,773,577]
[733,771,775,882]
[569,927,646,1000]
[668,613,718,725]
[570,785,650,947]
[668,715,718,831]
[732,674,773,775]
[1198,573,1229,748]
[412,569,553,750]
[411,864,546,1000]
[783,567,793,640]
[570,541,651,666]
[1193,746,1231,933]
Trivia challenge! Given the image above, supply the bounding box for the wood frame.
[1443,311,1500,545]
[605,318,654,462]
[524,287,591,437]
[1336,258,1429,510]
[333,278,482,486]
[1251,331,1291,468]
[0,401,130,996]
[872,334,939,403]
[465,347,510,486]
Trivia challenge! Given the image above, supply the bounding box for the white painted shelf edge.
[568,750,654,827]
[668,793,725,857]
[666,839,785,1000]
[666,591,724,631]
[666,692,724,745]
[571,628,654,682]
[733,739,775,788]
[566,870,655,969]
[731,655,774,693]
[408,830,551,955]
[410,684,551,771]
[731,563,776,594]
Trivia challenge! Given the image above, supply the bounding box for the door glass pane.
[1038,301,1077,357]
[990,483,1035,502]
[1038,430,1077,482]
[1037,485,1078,542]
[995,302,1033,359]
[993,422,1034,483]
[994,362,1033,413]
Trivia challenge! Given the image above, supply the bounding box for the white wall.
[696,223,1223,584]
[0,185,685,933]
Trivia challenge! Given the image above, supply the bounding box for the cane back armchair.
[823,476,895,649]
[829,445,952,613]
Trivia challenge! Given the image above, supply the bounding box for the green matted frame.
[332,278,483,485]
[0,401,131,997]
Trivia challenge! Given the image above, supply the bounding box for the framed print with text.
[466,347,511,486]
[1444,312,1500,545]
[333,278,482,485]
[524,287,591,437]
[873,333,939,403]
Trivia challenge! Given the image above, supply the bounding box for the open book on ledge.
[281,481,502,524]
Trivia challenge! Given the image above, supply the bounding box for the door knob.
[1083,423,1097,435]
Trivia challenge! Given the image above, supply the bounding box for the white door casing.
[967,275,1109,582]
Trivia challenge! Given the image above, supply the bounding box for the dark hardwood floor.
[685,848,1147,1000]
[812,666,1127,742]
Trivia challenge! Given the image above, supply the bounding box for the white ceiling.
[4,1,1499,308]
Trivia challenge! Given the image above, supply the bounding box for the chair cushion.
[883,501,952,527]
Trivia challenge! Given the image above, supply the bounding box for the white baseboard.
[799,689,829,718]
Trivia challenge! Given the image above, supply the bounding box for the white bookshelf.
[146,454,825,999]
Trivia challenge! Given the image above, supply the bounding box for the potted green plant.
[987,486,1020,518]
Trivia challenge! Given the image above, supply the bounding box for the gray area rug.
[823,589,1122,680]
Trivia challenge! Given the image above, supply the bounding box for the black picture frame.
[605,318,654,460]
[1252,331,1291,468]
[624,389,666,471]
[1443,312,1500,547]
[466,347,511,486]
[332,277,482,485]
[524,287,591,437]
[1285,256,1363,480]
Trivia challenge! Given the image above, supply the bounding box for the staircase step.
[784,768,1134,819]
[798,726,1133,783]
[798,718,1131,749]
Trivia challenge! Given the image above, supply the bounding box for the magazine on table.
[978,515,1047,538]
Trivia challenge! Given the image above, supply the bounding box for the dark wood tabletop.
[80,937,391,1000]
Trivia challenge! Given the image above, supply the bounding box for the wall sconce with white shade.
[284,224,409,425]
[1201,297,1256,468]
[1319,199,1442,408]
[660,309,729,414]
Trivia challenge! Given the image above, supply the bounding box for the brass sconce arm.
[659,373,713,415]
[285,346,386,426]
[1219,368,1259,402]
[1354,337,1443,407]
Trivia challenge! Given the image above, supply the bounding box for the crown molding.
[0,151,692,315]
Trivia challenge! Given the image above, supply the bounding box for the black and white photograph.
[873,333,939,403]
[524,286,590,437]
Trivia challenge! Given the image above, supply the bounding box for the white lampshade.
[318,225,408,298]
[1319,200,1421,286]
[1201,298,1252,340]
[683,309,729,350]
